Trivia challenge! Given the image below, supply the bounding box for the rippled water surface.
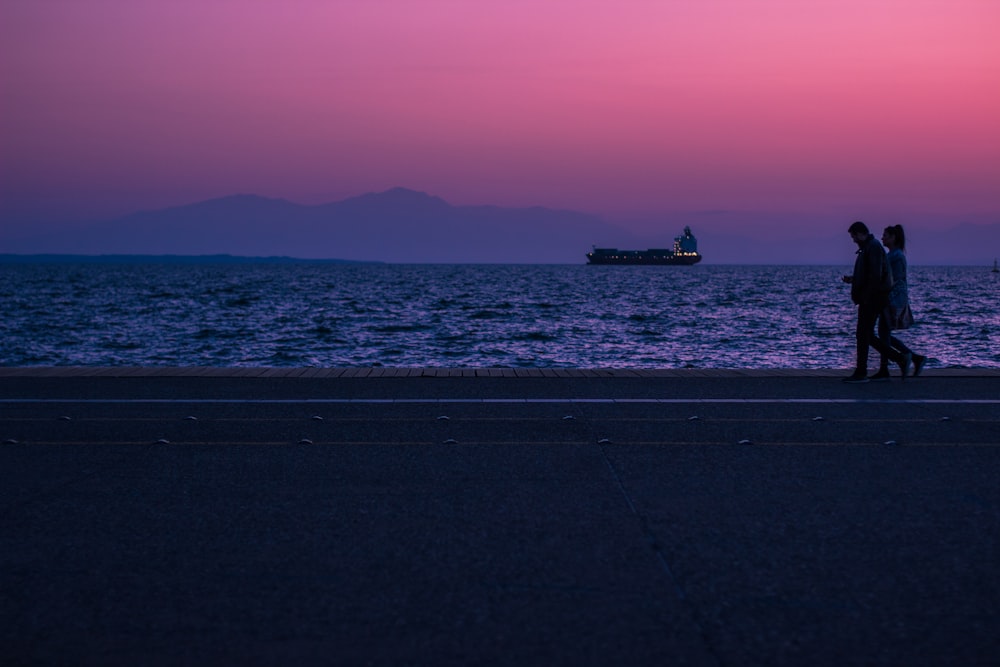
[2,263,998,368]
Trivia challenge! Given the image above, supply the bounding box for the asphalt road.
[2,370,998,666]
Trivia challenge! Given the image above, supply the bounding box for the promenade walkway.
[2,368,998,666]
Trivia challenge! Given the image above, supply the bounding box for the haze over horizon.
[3,0,999,261]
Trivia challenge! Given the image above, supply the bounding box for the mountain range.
[2,188,998,264]
[1,188,641,264]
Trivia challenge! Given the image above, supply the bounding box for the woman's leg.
[889,335,912,354]
[871,309,902,371]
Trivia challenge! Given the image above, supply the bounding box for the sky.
[2,0,999,252]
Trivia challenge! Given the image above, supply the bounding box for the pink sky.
[2,0,999,239]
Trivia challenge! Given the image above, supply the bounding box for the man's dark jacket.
[851,235,892,306]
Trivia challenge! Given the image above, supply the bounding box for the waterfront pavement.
[1,367,999,666]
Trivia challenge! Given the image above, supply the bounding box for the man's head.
[848,221,870,245]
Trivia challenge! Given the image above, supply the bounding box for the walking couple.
[842,221,928,383]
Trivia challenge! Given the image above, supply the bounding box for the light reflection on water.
[2,264,998,368]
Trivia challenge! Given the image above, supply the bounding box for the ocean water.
[1,263,998,369]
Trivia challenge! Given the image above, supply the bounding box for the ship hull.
[586,253,702,265]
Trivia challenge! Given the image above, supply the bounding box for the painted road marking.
[6,440,999,447]
[2,398,1000,405]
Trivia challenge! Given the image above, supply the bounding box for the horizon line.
[0,253,995,268]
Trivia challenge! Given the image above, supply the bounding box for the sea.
[2,263,998,369]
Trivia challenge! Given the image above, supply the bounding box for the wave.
[1,264,997,368]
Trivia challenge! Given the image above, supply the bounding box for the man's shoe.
[899,352,912,380]
[913,355,927,377]
[842,372,870,384]
[869,369,891,382]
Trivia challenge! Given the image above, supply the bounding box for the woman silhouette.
[872,225,928,379]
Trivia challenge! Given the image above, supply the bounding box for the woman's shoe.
[899,352,912,380]
[912,355,927,377]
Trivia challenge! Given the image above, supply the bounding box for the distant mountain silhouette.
[3,188,640,263]
[6,188,996,263]
[0,254,375,265]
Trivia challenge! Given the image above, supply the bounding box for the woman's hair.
[884,224,906,251]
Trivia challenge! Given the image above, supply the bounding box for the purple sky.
[2,0,999,257]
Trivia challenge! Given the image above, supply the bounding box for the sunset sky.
[2,0,998,248]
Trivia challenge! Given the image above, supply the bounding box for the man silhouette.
[841,221,892,383]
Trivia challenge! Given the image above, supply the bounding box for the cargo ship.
[586,226,702,265]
